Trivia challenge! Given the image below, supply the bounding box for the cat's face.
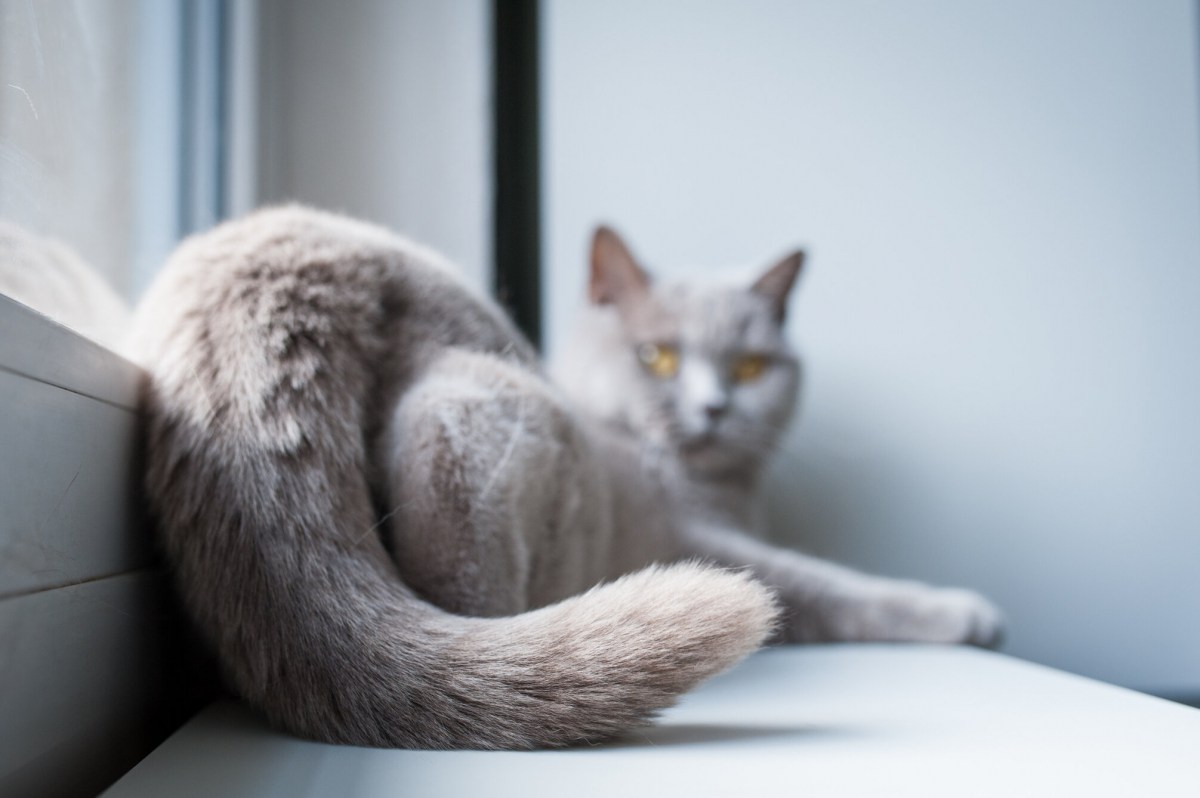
[585,227,803,477]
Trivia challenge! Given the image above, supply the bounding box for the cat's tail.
[132,205,777,749]
[292,561,779,749]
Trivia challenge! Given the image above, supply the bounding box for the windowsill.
[0,293,141,410]
[103,645,1200,797]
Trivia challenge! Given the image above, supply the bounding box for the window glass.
[0,0,182,350]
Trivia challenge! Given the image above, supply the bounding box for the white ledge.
[104,645,1200,797]
[0,294,141,410]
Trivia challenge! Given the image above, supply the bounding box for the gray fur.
[130,206,1000,751]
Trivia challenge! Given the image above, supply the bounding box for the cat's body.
[131,206,1000,750]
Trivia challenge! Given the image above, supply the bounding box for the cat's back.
[132,205,534,395]
[130,205,537,469]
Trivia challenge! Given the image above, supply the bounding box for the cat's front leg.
[677,524,1003,647]
[824,577,1004,647]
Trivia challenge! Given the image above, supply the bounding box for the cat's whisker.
[478,396,528,505]
[355,501,412,545]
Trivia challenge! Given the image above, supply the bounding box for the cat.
[130,205,1001,751]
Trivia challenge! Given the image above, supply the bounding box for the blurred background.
[1,0,1197,702]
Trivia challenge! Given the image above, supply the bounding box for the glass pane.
[0,0,181,350]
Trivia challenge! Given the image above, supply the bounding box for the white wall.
[257,0,491,289]
[543,0,1200,694]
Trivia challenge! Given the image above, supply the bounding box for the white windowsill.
[0,294,141,410]
[103,645,1200,798]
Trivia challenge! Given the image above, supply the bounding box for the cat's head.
[557,226,804,478]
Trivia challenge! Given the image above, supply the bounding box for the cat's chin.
[679,431,717,451]
[677,434,749,476]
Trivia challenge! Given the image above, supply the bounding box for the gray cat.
[130,206,1000,750]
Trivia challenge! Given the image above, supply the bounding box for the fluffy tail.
[132,206,777,749]
[287,563,774,749]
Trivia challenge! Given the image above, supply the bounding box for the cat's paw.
[914,587,1004,648]
[862,583,1005,648]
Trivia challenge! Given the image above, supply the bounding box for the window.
[0,0,252,350]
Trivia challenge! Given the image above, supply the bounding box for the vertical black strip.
[493,0,542,349]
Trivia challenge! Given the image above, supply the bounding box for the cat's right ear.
[751,250,806,323]
[590,226,650,306]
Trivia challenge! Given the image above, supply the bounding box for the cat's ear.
[751,250,805,323]
[590,226,650,306]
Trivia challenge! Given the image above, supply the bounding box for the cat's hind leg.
[382,348,587,617]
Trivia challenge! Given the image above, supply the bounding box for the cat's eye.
[731,353,770,383]
[637,343,680,379]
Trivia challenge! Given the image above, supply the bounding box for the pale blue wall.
[543,0,1200,693]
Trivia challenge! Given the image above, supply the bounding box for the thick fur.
[132,206,1002,750]
[131,207,777,749]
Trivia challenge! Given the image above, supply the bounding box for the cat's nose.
[703,402,728,422]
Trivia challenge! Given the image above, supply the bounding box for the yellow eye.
[732,353,770,383]
[637,343,680,379]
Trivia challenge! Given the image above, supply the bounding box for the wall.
[543,0,1200,694]
[256,0,492,290]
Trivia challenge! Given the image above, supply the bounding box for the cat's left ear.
[589,225,651,307]
[751,250,806,323]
